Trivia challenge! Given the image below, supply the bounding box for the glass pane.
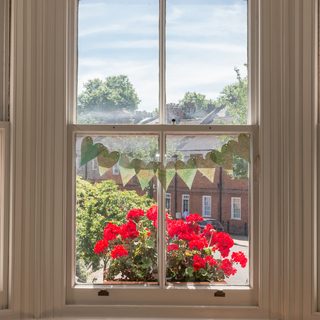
[165,134,250,286]
[77,0,159,124]
[166,0,248,125]
[75,134,159,285]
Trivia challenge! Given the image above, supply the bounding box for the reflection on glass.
[77,0,159,124]
[166,0,248,125]
[165,135,250,285]
[75,135,159,285]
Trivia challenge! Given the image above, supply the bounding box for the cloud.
[77,0,247,112]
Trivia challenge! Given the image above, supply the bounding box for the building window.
[231,197,241,220]
[202,196,211,218]
[112,162,120,175]
[165,193,171,212]
[182,194,190,215]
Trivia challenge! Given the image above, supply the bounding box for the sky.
[78,0,247,112]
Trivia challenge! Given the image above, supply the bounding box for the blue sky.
[78,0,247,112]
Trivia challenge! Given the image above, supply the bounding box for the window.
[69,0,256,307]
[112,163,120,175]
[202,195,211,218]
[231,197,241,220]
[165,193,171,212]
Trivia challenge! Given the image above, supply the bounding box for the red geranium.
[103,223,120,241]
[193,254,206,271]
[146,205,157,222]
[212,232,234,257]
[167,243,179,252]
[220,259,237,276]
[120,220,139,239]
[93,239,108,254]
[189,238,208,250]
[111,245,128,259]
[127,208,144,221]
[231,251,247,268]
[186,213,203,223]
[205,255,217,267]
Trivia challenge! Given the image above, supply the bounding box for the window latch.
[214,290,226,297]
[98,289,109,296]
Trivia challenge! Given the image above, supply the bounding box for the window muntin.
[202,195,211,218]
[231,197,241,220]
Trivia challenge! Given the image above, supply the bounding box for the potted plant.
[93,205,247,284]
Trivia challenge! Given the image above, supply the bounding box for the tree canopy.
[78,75,140,115]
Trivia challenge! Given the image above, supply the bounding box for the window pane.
[75,134,159,285]
[165,134,250,285]
[166,0,248,125]
[77,0,159,124]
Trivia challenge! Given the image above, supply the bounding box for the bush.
[76,177,155,277]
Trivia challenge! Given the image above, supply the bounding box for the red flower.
[189,238,208,250]
[202,224,215,237]
[193,254,206,271]
[220,259,237,277]
[120,220,139,239]
[93,239,108,254]
[212,232,234,257]
[231,251,247,268]
[167,243,179,252]
[104,223,120,241]
[186,213,203,223]
[126,208,144,221]
[146,205,158,222]
[111,245,128,259]
[205,255,217,267]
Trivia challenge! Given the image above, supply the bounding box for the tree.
[78,75,141,115]
[212,68,248,125]
[76,177,155,282]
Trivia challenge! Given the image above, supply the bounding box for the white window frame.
[67,0,259,306]
[202,195,211,218]
[182,194,190,214]
[231,197,241,220]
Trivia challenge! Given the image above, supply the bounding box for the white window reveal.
[202,195,211,218]
[231,197,241,220]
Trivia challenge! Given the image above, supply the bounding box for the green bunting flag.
[119,165,136,186]
[157,167,176,191]
[136,169,155,190]
[176,159,197,190]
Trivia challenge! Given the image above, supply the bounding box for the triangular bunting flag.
[198,167,216,183]
[176,168,197,189]
[119,165,136,186]
[136,169,155,190]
